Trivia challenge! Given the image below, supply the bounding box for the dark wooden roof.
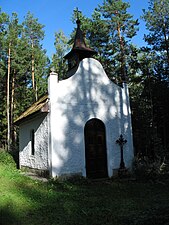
[64,19,97,60]
[15,94,49,125]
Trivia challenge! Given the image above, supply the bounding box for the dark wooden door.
[84,119,108,179]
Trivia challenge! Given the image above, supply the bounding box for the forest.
[0,0,169,163]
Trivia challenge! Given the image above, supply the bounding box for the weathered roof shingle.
[15,94,49,125]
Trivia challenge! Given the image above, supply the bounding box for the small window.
[30,129,35,155]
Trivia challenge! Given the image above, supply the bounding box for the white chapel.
[15,19,134,179]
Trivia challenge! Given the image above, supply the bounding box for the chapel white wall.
[19,114,49,170]
[48,58,134,178]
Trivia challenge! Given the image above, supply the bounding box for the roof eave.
[14,106,49,126]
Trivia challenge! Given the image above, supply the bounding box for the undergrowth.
[0,149,16,169]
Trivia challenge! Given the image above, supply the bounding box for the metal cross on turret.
[64,8,97,72]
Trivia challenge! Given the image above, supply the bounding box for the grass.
[0,151,169,225]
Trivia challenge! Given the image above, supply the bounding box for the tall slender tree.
[5,13,21,151]
[139,0,169,157]
[0,9,49,150]
[98,0,139,81]
[0,9,9,148]
[142,0,169,67]
[22,12,46,100]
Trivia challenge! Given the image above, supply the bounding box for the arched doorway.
[84,118,108,179]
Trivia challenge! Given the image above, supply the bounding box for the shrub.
[160,157,169,174]
[0,149,16,169]
[132,154,161,181]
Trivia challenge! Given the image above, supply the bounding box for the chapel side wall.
[19,114,49,171]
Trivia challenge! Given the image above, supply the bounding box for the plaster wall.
[19,114,49,170]
[48,58,134,178]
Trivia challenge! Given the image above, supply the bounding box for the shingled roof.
[15,94,49,125]
[64,19,97,60]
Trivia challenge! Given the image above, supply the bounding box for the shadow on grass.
[0,206,20,225]
[1,175,169,225]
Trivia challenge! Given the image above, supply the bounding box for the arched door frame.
[84,118,108,179]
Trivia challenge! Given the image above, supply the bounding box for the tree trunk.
[11,69,16,148]
[162,21,169,65]
[117,23,126,82]
[31,41,38,101]
[7,43,11,151]
[31,41,35,90]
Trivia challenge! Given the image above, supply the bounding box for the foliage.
[142,0,169,77]
[129,46,169,157]
[142,0,169,51]
[160,160,169,174]
[0,9,49,149]
[70,0,139,82]
[132,154,162,181]
[52,30,70,80]
[0,149,16,169]
[22,11,49,101]
[133,150,169,182]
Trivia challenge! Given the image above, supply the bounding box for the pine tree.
[4,12,21,151]
[142,0,169,83]
[52,30,70,80]
[22,12,46,101]
[0,8,9,148]
[140,0,169,157]
[70,1,139,82]
[98,0,139,81]
[142,0,169,65]
[0,9,49,150]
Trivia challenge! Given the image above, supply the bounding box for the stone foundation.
[21,166,49,178]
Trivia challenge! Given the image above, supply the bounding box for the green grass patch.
[0,150,169,225]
